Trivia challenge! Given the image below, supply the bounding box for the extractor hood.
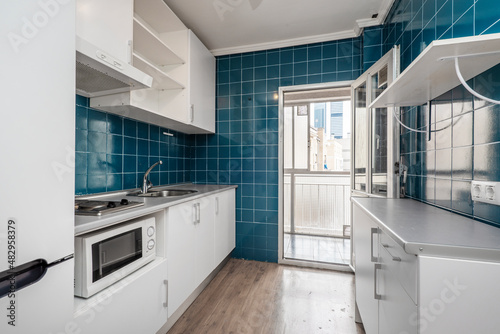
[76,36,153,98]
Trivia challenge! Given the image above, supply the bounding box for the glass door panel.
[284,106,293,169]
[353,83,367,192]
[282,87,352,267]
[371,69,389,196]
[371,108,388,195]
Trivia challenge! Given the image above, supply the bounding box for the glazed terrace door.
[279,83,353,269]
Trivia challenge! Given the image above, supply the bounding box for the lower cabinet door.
[214,189,236,265]
[194,195,215,286]
[74,259,169,334]
[378,247,417,334]
[353,205,379,334]
[167,201,197,318]
[420,256,500,334]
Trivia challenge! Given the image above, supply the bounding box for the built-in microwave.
[74,217,156,298]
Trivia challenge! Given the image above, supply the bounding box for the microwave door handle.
[99,244,105,277]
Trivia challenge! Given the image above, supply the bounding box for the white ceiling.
[163,0,395,55]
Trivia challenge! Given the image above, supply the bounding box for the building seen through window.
[310,101,351,172]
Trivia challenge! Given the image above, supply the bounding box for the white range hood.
[76,36,153,97]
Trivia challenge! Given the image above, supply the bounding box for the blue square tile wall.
[383,0,500,72]
[401,65,500,227]
[384,0,500,228]
[363,26,384,71]
[193,38,363,263]
[75,95,192,195]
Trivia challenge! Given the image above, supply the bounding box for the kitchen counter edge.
[352,197,500,262]
[75,184,237,236]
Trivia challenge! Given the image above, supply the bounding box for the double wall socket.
[471,181,500,205]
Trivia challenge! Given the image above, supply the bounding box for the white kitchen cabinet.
[166,199,197,318]
[194,196,216,286]
[214,189,236,265]
[76,0,133,62]
[74,259,169,334]
[419,256,500,334]
[89,0,215,134]
[354,204,418,334]
[353,199,500,334]
[378,244,417,334]
[166,190,235,318]
[353,205,380,334]
[166,195,215,317]
[159,30,216,134]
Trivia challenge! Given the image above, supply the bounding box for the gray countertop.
[75,184,237,236]
[352,197,500,262]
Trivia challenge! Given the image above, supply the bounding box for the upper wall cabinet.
[351,47,400,198]
[76,0,134,62]
[132,0,185,89]
[158,30,216,133]
[89,0,216,134]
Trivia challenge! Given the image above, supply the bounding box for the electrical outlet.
[471,181,500,205]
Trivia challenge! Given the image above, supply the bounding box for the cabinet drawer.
[378,252,418,334]
[380,231,417,303]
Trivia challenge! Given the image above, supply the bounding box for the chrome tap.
[141,160,162,194]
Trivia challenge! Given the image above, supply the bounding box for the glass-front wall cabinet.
[353,83,367,192]
[351,47,399,198]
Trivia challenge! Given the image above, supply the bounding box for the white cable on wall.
[390,56,500,137]
[392,108,427,133]
[454,57,500,105]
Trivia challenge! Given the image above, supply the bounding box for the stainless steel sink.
[127,189,198,197]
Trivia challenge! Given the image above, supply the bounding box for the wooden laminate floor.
[167,259,365,334]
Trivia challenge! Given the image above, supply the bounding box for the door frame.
[278,81,354,271]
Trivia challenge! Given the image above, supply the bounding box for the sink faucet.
[142,160,162,194]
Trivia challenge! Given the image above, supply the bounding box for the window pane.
[371,64,388,100]
[309,101,351,172]
[294,106,308,169]
[284,106,293,169]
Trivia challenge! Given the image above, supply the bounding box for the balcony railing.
[284,174,351,238]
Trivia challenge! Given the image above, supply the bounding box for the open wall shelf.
[134,0,186,34]
[133,52,184,90]
[370,33,500,108]
[133,17,184,66]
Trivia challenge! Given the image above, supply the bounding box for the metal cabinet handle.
[190,104,195,123]
[163,280,168,308]
[193,204,197,224]
[370,228,379,262]
[382,242,402,262]
[374,263,382,300]
[215,197,219,215]
[196,203,201,224]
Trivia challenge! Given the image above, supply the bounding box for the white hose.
[454,57,500,105]
[391,57,500,135]
[392,108,427,133]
